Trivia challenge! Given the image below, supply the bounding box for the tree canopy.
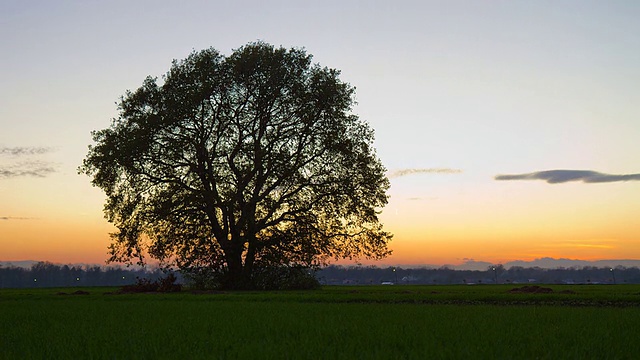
[80,42,392,289]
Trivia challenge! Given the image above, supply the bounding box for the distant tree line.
[0,262,171,288]
[316,265,640,285]
[3,262,640,288]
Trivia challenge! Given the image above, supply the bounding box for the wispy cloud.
[0,216,35,220]
[551,239,618,250]
[0,146,52,156]
[0,146,56,179]
[0,162,56,179]
[388,168,462,179]
[495,170,640,184]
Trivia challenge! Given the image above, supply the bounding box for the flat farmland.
[2,285,639,359]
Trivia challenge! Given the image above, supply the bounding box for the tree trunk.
[243,239,256,281]
[223,243,247,289]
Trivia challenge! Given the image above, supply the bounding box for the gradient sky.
[1,0,639,266]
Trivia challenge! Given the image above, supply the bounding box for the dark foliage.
[120,273,182,293]
[79,42,392,289]
[182,265,319,290]
[56,290,90,295]
[251,265,321,290]
[508,285,553,293]
[181,266,225,291]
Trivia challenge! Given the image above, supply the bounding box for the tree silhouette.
[80,42,392,289]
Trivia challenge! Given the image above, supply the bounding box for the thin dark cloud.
[0,216,34,220]
[0,146,52,156]
[0,162,56,179]
[495,170,640,184]
[0,146,56,179]
[388,168,462,179]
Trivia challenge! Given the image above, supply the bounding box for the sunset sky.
[1,1,639,267]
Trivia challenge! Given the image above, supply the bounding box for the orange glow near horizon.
[2,174,639,267]
[0,216,114,265]
[376,235,639,267]
[2,213,638,267]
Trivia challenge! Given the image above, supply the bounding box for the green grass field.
[2,285,640,359]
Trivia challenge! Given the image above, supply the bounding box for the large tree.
[80,42,391,289]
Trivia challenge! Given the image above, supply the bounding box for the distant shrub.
[251,265,321,291]
[508,285,553,294]
[182,266,225,291]
[120,273,181,293]
[182,265,320,291]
